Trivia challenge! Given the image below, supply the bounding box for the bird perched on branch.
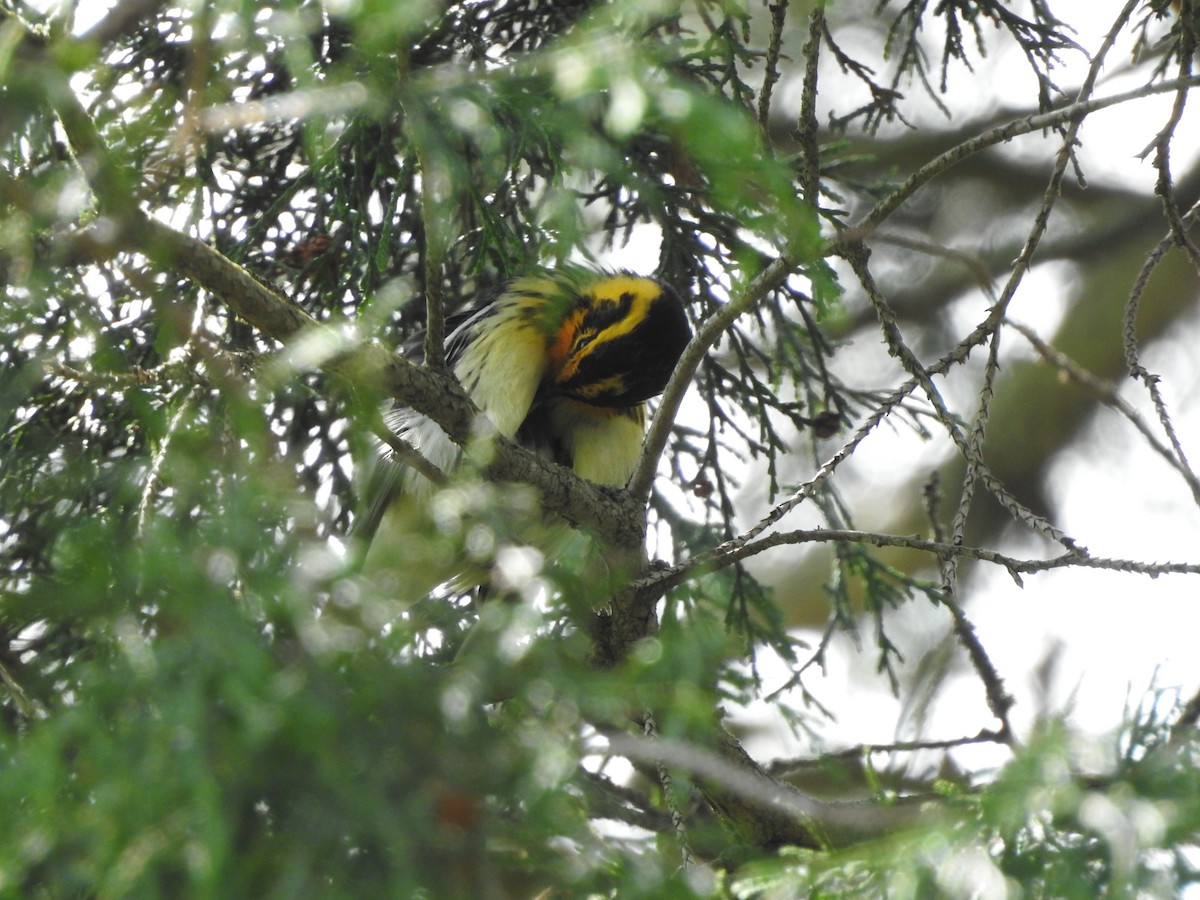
[355,267,692,565]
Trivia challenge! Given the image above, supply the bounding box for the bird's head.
[547,274,691,408]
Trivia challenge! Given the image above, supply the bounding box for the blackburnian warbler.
[356,268,691,555]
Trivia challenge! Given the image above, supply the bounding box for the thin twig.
[768,727,1009,776]
[1145,6,1200,274]
[794,4,823,205]
[1008,317,1200,506]
[1123,204,1200,496]
[940,289,1013,738]
[629,256,794,504]
[419,219,447,371]
[643,711,694,866]
[757,0,789,130]
[578,769,674,834]
[598,730,931,846]
[136,386,199,539]
[871,232,996,293]
[406,105,449,372]
[634,526,1200,595]
[843,244,1078,550]
[370,417,448,487]
[838,71,1200,243]
[942,592,1016,740]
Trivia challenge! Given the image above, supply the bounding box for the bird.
[354,267,692,579]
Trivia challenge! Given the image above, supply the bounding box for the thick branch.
[148,219,647,546]
[19,14,642,548]
[602,728,938,849]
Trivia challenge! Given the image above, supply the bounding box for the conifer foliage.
[3,0,1200,895]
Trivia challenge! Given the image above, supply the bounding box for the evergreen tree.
[3,0,1200,895]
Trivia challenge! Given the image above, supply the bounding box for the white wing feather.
[356,301,550,550]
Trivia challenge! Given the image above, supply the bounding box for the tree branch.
[629,256,795,504]
[600,728,941,849]
[841,72,1200,241]
[135,214,647,546]
[634,526,1200,595]
[27,27,648,549]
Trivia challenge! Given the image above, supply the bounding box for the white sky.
[713,0,1200,778]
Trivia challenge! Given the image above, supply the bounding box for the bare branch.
[1009,317,1200,506]
[768,728,1009,776]
[841,72,1200,242]
[600,728,939,849]
[795,4,823,207]
[756,0,789,130]
[635,526,1200,595]
[1123,203,1200,498]
[629,256,795,504]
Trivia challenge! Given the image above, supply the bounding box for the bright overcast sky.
[733,0,1200,773]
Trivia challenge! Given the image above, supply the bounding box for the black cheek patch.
[582,293,633,333]
[560,281,691,407]
[562,339,667,406]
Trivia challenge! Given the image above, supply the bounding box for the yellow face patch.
[585,277,659,345]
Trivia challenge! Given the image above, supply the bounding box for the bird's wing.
[351,406,448,551]
[353,294,551,556]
